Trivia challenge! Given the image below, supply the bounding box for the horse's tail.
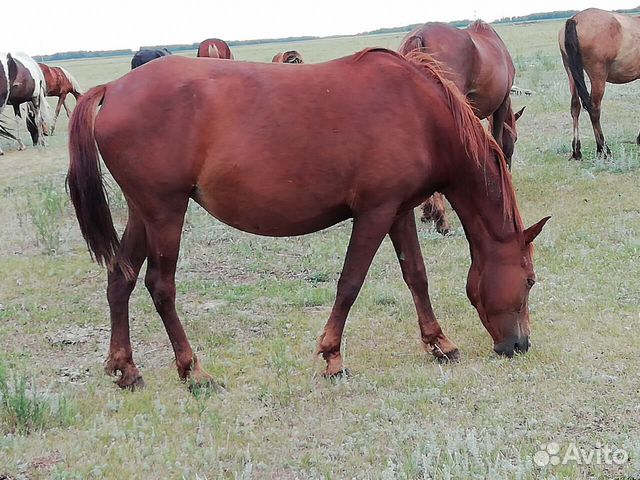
[60,67,83,97]
[564,18,592,113]
[66,84,120,270]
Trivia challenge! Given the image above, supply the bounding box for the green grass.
[0,20,639,479]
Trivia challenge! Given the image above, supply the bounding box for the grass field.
[0,20,639,479]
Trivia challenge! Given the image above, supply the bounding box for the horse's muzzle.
[494,336,530,357]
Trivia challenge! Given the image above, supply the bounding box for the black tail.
[564,19,592,114]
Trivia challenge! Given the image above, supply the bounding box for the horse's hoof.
[115,374,145,391]
[430,345,460,363]
[324,367,351,380]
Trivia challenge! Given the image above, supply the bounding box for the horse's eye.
[526,278,536,288]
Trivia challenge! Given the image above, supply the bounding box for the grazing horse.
[131,48,172,69]
[272,51,304,63]
[399,20,523,234]
[196,38,233,59]
[559,8,640,160]
[0,52,52,153]
[67,49,548,390]
[38,63,82,134]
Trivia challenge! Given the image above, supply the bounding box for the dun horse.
[196,38,233,59]
[559,8,640,160]
[38,63,82,134]
[68,49,548,390]
[399,20,524,234]
[0,52,52,154]
[272,51,304,63]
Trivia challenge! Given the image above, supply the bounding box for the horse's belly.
[192,180,352,237]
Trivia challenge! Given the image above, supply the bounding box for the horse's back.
[566,8,640,83]
[94,51,456,235]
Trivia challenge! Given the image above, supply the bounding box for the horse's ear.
[524,216,551,244]
[514,106,526,121]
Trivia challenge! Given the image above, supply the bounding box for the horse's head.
[466,216,550,357]
[502,106,525,168]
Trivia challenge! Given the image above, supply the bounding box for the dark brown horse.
[38,63,82,134]
[559,8,640,160]
[272,51,304,63]
[399,21,523,234]
[196,38,233,59]
[67,49,548,390]
[0,52,52,154]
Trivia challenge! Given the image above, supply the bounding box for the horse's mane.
[354,47,522,233]
[60,67,83,95]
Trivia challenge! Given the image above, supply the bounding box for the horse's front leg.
[12,105,26,150]
[389,210,459,361]
[51,95,66,135]
[317,206,397,377]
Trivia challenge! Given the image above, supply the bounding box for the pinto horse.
[0,52,52,154]
[196,38,233,59]
[131,48,172,69]
[399,20,523,235]
[272,51,304,63]
[559,8,640,160]
[38,63,82,134]
[67,49,548,390]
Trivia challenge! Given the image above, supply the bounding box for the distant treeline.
[35,6,640,62]
[495,6,640,23]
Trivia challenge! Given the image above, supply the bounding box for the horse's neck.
[443,150,519,253]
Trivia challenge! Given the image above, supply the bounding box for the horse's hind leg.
[317,206,397,376]
[419,193,450,235]
[143,206,214,388]
[562,54,583,160]
[105,208,147,390]
[586,73,611,158]
[491,95,511,166]
[389,210,459,361]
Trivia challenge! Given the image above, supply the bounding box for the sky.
[1,0,638,55]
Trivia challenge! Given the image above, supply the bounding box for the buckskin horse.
[38,63,82,134]
[272,51,304,63]
[399,20,524,235]
[131,48,172,69]
[559,8,640,160]
[67,48,549,390]
[0,52,52,153]
[196,38,233,59]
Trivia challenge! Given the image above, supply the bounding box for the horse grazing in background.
[272,51,304,63]
[131,48,172,69]
[559,8,640,160]
[0,52,52,154]
[399,20,523,234]
[67,48,548,390]
[38,63,82,134]
[196,38,233,59]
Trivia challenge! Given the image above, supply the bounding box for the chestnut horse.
[67,49,548,390]
[196,38,233,59]
[559,8,640,160]
[399,21,523,235]
[38,63,82,134]
[0,52,52,154]
[272,51,304,63]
